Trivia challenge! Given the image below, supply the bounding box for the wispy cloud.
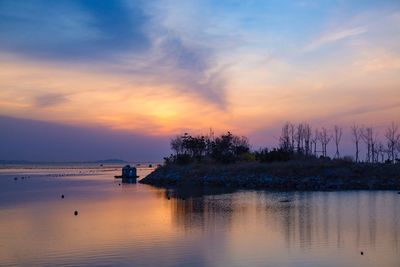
[34,93,68,108]
[303,27,367,52]
[317,101,400,123]
[0,0,228,107]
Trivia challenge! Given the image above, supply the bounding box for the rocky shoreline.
[139,161,400,190]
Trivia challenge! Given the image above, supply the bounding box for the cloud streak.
[34,93,68,108]
[303,27,367,52]
[0,0,228,107]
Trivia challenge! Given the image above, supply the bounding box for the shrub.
[169,132,250,164]
[255,148,291,163]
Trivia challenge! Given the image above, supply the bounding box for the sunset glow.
[0,0,399,160]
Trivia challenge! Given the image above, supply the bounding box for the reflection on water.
[0,165,399,267]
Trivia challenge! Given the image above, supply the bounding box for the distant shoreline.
[140,160,400,190]
[0,159,128,165]
[0,159,163,165]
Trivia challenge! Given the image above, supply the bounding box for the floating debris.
[61,194,64,199]
[361,251,364,255]
[279,199,292,203]
[74,211,78,216]
[14,177,18,181]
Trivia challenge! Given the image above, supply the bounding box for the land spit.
[140,160,400,190]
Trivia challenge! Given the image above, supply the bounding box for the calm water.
[0,165,399,267]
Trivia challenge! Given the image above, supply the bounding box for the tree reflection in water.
[166,188,399,252]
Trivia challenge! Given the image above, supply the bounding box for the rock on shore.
[139,161,400,190]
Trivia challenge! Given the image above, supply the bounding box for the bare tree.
[333,125,343,159]
[351,124,362,162]
[295,123,304,153]
[397,142,400,162]
[279,122,291,152]
[362,127,379,163]
[281,122,314,155]
[312,129,319,156]
[303,123,312,156]
[377,142,385,163]
[171,135,184,155]
[372,131,379,163]
[289,123,295,152]
[362,127,372,162]
[385,122,400,163]
[319,127,332,157]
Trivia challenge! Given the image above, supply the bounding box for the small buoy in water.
[118,183,121,186]
[148,164,152,168]
[397,192,400,194]
[61,194,64,199]
[167,197,170,200]
[361,251,364,255]
[14,177,18,180]
[74,211,78,216]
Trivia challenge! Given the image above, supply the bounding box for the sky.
[0,0,399,161]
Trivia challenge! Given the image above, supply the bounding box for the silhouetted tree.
[311,129,319,156]
[303,123,312,156]
[279,122,291,152]
[377,142,385,163]
[295,123,304,153]
[289,123,295,152]
[361,127,372,163]
[232,135,250,155]
[211,132,250,163]
[171,135,184,155]
[361,127,379,163]
[167,121,399,166]
[334,125,343,159]
[318,127,332,157]
[396,142,400,162]
[255,147,291,162]
[385,122,400,163]
[351,124,362,162]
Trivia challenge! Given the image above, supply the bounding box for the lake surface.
[0,164,399,267]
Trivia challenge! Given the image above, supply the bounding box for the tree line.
[168,131,250,164]
[166,122,400,165]
[278,121,400,163]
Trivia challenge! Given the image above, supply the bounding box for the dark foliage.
[168,132,250,164]
[165,121,400,166]
[255,148,291,163]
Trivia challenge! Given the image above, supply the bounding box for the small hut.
[115,165,138,183]
[122,165,136,178]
